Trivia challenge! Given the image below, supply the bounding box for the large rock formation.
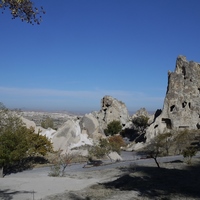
[52,119,93,151]
[79,113,105,142]
[52,96,131,152]
[94,95,130,130]
[146,55,200,141]
[21,96,131,153]
[132,108,150,118]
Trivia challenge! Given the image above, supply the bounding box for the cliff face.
[146,55,200,141]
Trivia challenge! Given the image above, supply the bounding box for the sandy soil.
[1,157,200,200]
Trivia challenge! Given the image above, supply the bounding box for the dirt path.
[1,154,200,200]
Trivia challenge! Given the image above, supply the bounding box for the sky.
[1,0,200,114]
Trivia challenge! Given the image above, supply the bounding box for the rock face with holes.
[145,55,200,142]
[94,95,130,130]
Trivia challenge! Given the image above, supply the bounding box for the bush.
[88,135,125,162]
[108,135,126,154]
[48,164,61,177]
[0,103,53,177]
[104,120,122,136]
[41,116,54,129]
[132,115,149,132]
[182,147,197,164]
[48,150,78,177]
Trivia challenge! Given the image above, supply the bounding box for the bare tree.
[49,149,78,177]
[140,132,173,168]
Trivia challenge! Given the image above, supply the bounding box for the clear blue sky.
[1,0,200,113]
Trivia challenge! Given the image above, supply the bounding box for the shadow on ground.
[101,159,200,199]
[0,189,34,200]
[4,156,48,176]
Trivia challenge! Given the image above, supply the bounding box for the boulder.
[108,151,123,161]
[79,113,105,142]
[52,119,93,151]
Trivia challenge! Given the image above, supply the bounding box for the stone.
[132,107,153,125]
[95,95,130,130]
[39,127,57,140]
[21,116,57,140]
[108,151,123,161]
[20,96,131,152]
[52,119,93,151]
[145,55,200,142]
[21,116,37,129]
[132,107,150,118]
[79,113,105,142]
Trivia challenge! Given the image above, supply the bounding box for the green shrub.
[182,147,197,164]
[104,120,122,136]
[41,116,54,129]
[132,115,149,132]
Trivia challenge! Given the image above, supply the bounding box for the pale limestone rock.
[96,95,130,130]
[146,55,200,142]
[39,127,57,140]
[108,151,123,161]
[79,113,105,142]
[21,116,36,129]
[132,107,150,118]
[126,142,146,151]
[52,119,92,151]
[21,116,57,139]
[132,107,154,125]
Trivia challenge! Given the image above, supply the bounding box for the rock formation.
[79,113,105,142]
[132,107,150,118]
[94,95,130,130]
[21,95,131,154]
[146,55,200,141]
[52,119,93,151]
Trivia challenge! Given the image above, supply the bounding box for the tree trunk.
[0,167,4,178]
[61,164,68,177]
[153,157,160,168]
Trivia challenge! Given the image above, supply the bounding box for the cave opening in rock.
[182,66,186,79]
[170,105,175,112]
[182,101,187,108]
[196,123,200,129]
[162,118,172,129]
